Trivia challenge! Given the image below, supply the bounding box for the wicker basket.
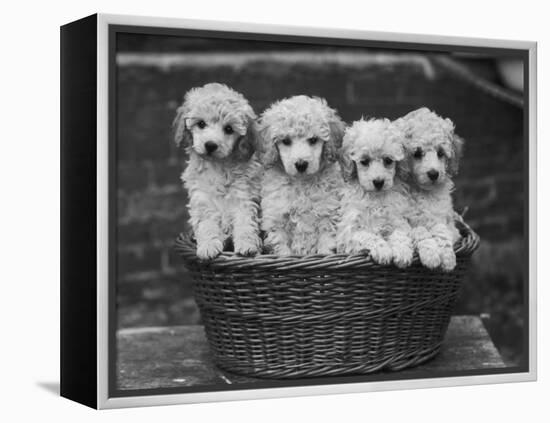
[175,219,479,379]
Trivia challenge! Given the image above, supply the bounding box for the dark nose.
[373,179,385,190]
[427,170,439,181]
[295,160,309,173]
[204,141,218,154]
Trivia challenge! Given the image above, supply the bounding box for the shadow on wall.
[115,48,525,365]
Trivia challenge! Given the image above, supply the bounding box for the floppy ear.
[173,104,192,148]
[388,122,406,161]
[256,123,279,167]
[338,146,357,183]
[448,133,464,176]
[392,117,413,182]
[441,117,463,176]
[233,120,258,162]
[394,146,405,162]
[323,114,346,164]
[396,152,412,183]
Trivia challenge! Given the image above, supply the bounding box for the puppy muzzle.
[295,160,309,173]
[373,178,385,190]
[204,141,219,155]
[427,169,439,182]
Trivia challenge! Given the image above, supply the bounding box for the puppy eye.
[281,137,292,146]
[197,120,206,129]
[413,148,423,159]
[360,158,370,166]
[437,149,445,158]
[308,136,319,145]
[223,125,234,135]
[383,157,394,166]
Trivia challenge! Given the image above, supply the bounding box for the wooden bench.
[117,315,506,390]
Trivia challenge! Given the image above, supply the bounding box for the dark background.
[115,33,526,365]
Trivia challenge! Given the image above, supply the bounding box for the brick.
[120,190,188,223]
[495,173,525,202]
[463,135,523,158]
[469,215,521,242]
[117,216,189,250]
[117,220,153,245]
[117,274,194,305]
[349,70,433,105]
[278,70,348,103]
[507,214,526,236]
[117,161,151,193]
[151,160,184,188]
[117,105,173,161]
[459,155,521,178]
[117,246,162,277]
[454,177,497,210]
[117,195,129,221]
[151,216,190,245]
[117,272,200,327]
[117,70,181,161]
[117,296,201,328]
[167,245,192,272]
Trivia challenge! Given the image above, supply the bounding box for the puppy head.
[173,83,256,161]
[396,108,463,190]
[257,96,345,177]
[340,119,405,192]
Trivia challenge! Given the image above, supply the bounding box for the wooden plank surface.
[117,316,506,390]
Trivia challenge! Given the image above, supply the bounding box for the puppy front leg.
[264,230,292,256]
[261,198,292,255]
[317,231,337,255]
[353,231,393,265]
[316,217,338,255]
[431,223,456,271]
[411,226,441,269]
[195,219,224,260]
[388,223,414,269]
[232,202,262,256]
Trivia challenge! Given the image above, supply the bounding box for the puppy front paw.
[392,244,414,269]
[196,239,224,260]
[370,242,393,265]
[317,242,337,255]
[317,246,336,255]
[439,248,457,272]
[235,236,262,257]
[273,244,293,256]
[417,240,441,269]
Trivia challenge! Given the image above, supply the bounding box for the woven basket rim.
[175,217,480,271]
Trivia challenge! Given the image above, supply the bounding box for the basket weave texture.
[175,220,479,379]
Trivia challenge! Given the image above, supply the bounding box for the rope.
[432,55,524,108]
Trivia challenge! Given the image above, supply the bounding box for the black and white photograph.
[57,11,538,410]
[5,0,550,418]
[111,24,530,396]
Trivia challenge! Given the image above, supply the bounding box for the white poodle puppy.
[396,107,464,271]
[257,96,346,255]
[336,118,414,268]
[174,83,262,260]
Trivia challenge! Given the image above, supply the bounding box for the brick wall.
[116,50,525,362]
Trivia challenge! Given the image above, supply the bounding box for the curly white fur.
[258,96,346,255]
[336,118,414,268]
[396,107,464,271]
[174,83,262,260]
